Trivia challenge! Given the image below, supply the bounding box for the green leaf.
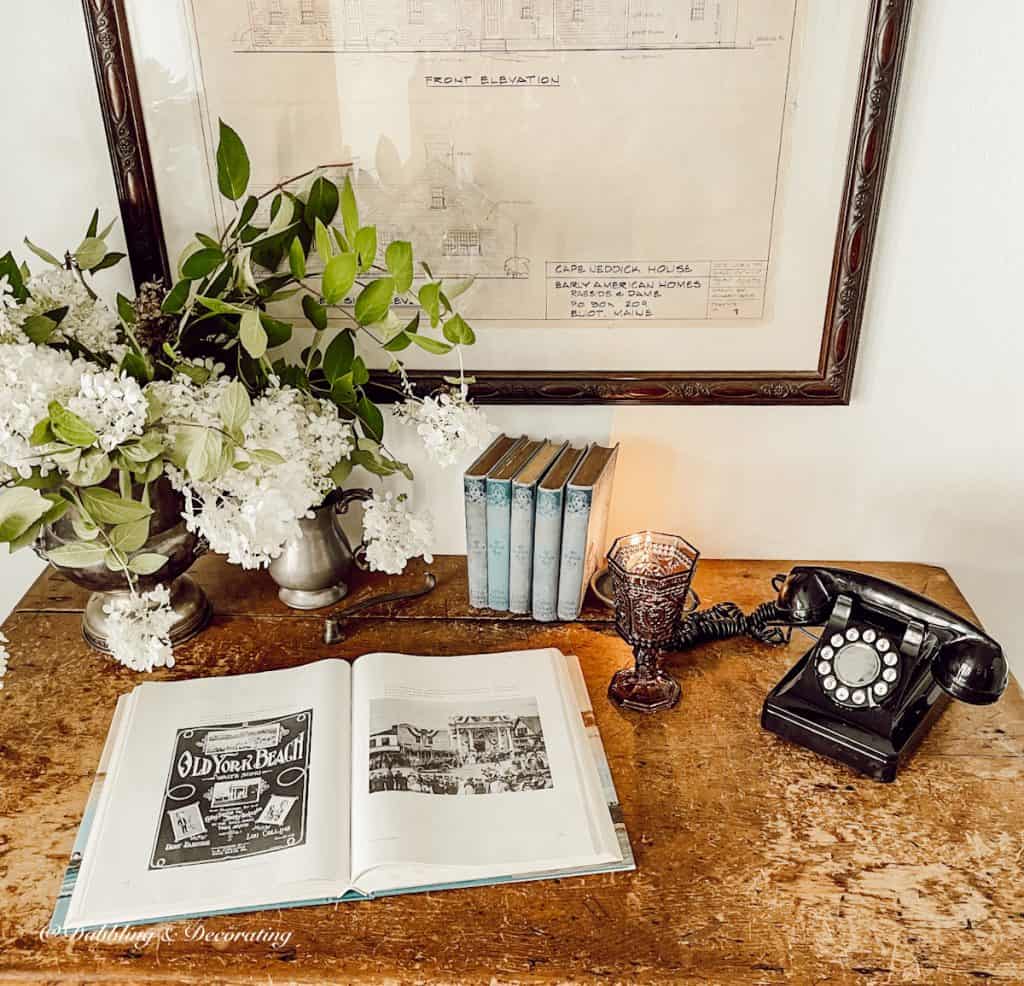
[116,292,136,324]
[443,313,476,346]
[109,516,151,554]
[302,294,328,331]
[181,247,225,279]
[30,419,54,446]
[186,429,223,482]
[128,552,169,575]
[73,237,106,270]
[46,541,109,568]
[22,314,58,344]
[350,355,369,386]
[86,208,100,238]
[249,448,286,466]
[91,251,126,273]
[419,282,441,327]
[80,488,153,525]
[322,252,357,305]
[356,397,384,442]
[382,332,411,352]
[0,252,27,302]
[331,227,349,254]
[305,176,340,227]
[195,295,245,316]
[237,195,259,231]
[48,401,98,448]
[0,487,50,543]
[239,308,268,358]
[71,510,100,542]
[323,330,355,382]
[119,351,152,384]
[23,237,62,268]
[219,380,251,432]
[341,175,359,244]
[329,458,353,486]
[331,375,357,407]
[354,277,394,325]
[288,236,306,279]
[96,216,117,241]
[216,119,250,201]
[315,218,333,267]
[161,279,192,315]
[260,313,292,348]
[385,240,414,293]
[68,449,112,487]
[410,334,453,355]
[354,226,377,273]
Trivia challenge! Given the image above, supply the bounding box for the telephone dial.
[679,567,1009,782]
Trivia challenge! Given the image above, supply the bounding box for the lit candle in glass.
[606,531,700,713]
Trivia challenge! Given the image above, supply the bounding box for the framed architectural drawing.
[82,0,912,404]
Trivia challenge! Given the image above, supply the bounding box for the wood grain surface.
[1,556,1022,985]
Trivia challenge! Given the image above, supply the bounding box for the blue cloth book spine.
[508,484,537,614]
[556,486,593,621]
[532,487,565,622]
[464,475,489,608]
[486,478,514,610]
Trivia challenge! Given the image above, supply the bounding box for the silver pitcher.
[268,489,372,610]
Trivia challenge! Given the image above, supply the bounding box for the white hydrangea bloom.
[13,268,124,359]
[154,377,356,568]
[361,491,434,575]
[0,630,9,689]
[102,585,176,672]
[394,388,495,468]
[67,369,148,452]
[0,341,88,479]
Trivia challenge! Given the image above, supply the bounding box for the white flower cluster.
[361,491,434,575]
[67,369,148,452]
[0,630,9,689]
[394,387,495,468]
[154,374,356,568]
[0,341,87,479]
[102,585,176,672]
[0,342,151,481]
[9,269,124,359]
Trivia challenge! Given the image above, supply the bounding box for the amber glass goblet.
[607,532,700,713]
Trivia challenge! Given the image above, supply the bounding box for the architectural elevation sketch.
[242,1,741,53]
[189,0,802,327]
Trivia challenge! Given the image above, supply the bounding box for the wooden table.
[1,556,1022,984]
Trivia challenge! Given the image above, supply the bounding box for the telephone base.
[761,682,950,783]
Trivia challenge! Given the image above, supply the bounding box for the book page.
[65,660,351,929]
[350,649,618,890]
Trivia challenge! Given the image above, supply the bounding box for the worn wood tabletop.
[1,555,1022,985]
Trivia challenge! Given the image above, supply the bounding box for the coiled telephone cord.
[670,575,792,651]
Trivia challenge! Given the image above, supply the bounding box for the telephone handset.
[760,567,1008,782]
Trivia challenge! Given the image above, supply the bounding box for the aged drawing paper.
[125,0,870,371]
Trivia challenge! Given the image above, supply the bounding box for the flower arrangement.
[0,121,493,676]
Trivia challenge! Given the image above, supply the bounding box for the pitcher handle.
[331,488,373,571]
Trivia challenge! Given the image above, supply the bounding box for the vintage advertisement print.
[150,711,312,869]
[369,697,553,795]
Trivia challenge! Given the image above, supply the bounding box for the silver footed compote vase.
[268,489,372,610]
[36,477,212,653]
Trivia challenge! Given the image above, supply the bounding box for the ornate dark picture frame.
[81,0,911,405]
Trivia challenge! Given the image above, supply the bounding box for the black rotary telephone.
[678,567,1008,782]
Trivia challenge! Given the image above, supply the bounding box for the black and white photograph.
[368,697,554,795]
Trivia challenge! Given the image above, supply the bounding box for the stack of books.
[464,435,619,621]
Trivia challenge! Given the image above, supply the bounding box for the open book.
[53,649,633,931]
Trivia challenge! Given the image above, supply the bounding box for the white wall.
[3,3,1023,676]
